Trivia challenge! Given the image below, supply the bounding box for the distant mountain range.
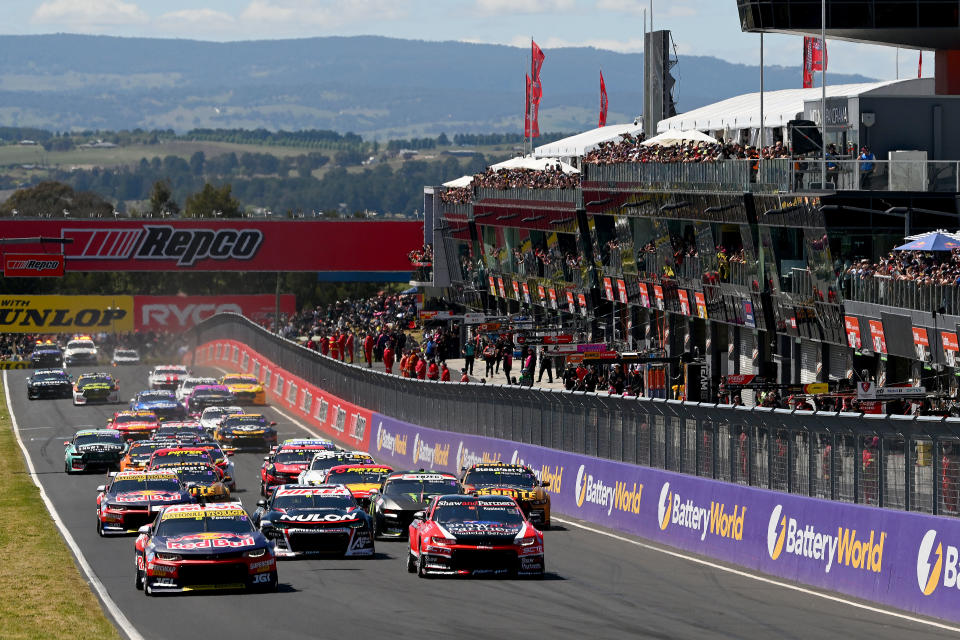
[0,34,875,138]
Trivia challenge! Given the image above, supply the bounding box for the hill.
[0,34,874,137]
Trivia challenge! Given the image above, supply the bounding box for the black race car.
[26,369,72,399]
[29,345,63,368]
[214,414,277,452]
[252,484,375,558]
[369,470,460,539]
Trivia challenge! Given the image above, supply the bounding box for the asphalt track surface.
[9,364,958,640]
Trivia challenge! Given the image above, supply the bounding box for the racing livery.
[460,462,552,528]
[120,441,170,472]
[407,494,544,578]
[165,463,231,503]
[214,413,277,451]
[260,440,338,496]
[29,343,63,368]
[64,337,98,367]
[198,406,244,434]
[96,470,192,536]
[129,390,187,421]
[26,369,72,399]
[136,502,277,594]
[176,376,218,403]
[184,384,235,414]
[369,471,460,539]
[111,348,141,366]
[73,372,120,405]
[252,485,375,558]
[64,428,126,473]
[148,365,190,391]
[297,451,375,485]
[219,373,267,405]
[322,464,394,510]
[108,410,160,441]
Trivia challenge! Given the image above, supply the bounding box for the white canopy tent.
[489,156,580,174]
[532,123,644,160]
[656,78,928,143]
[641,129,718,147]
[442,175,474,188]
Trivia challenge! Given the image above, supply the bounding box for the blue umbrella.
[893,231,960,251]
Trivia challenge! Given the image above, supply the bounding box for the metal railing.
[476,187,582,206]
[189,313,960,517]
[843,274,960,315]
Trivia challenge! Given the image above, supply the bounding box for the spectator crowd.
[842,248,960,287]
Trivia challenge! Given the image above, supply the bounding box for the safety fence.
[189,313,960,517]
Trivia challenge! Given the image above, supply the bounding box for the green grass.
[0,382,122,640]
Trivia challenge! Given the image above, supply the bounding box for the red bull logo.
[167,532,255,550]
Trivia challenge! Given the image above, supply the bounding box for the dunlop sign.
[0,296,134,333]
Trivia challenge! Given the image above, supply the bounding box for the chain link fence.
[191,314,960,517]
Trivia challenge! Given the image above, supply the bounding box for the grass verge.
[0,382,123,640]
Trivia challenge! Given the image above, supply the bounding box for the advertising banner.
[869,319,888,355]
[0,295,133,333]
[522,282,531,304]
[694,291,707,319]
[497,277,506,298]
[537,284,546,303]
[366,411,960,624]
[943,331,959,368]
[844,315,862,350]
[135,295,295,331]
[3,253,65,277]
[0,219,422,272]
[677,290,691,315]
[603,277,614,301]
[652,285,664,310]
[565,291,575,314]
[548,288,558,310]
[616,278,628,304]
[913,326,931,362]
[638,282,650,309]
[488,276,497,296]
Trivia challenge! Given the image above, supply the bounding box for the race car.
[108,410,160,441]
[175,376,218,403]
[26,369,72,399]
[129,390,186,421]
[148,365,190,391]
[184,385,235,414]
[64,336,98,367]
[96,470,192,536]
[190,442,236,491]
[407,494,544,578]
[219,373,267,405]
[29,343,63,368]
[267,438,338,459]
[120,441,171,472]
[64,428,127,473]
[198,406,244,434]
[73,372,120,405]
[111,348,141,366]
[297,451,375,485]
[167,463,231,503]
[136,502,277,594]
[261,447,324,497]
[369,470,460,539]
[322,464,394,510]
[213,413,277,452]
[252,484,375,559]
[147,446,216,470]
[153,421,209,443]
[459,462,552,528]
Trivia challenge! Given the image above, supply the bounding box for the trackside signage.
[0,220,423,272]
[135,295,296,331]
[194,338,960,624]
[3,253,65,277]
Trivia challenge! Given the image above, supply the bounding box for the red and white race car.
[148,365,190,391]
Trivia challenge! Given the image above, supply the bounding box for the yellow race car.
[460,462,552,528]
[219,373,267,405]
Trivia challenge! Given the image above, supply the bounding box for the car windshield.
[129,443,164,458]
[154,450,211,464]
[32,372,66,381]
[74,433,122,446]
[111,478,181,493]
[78,376,112,389]
[326,469,390,484]
[274,451,315,464]
[115,350,138,358]
[223,416,267,428]
[432,501,525,525]
[310,456,370,471]
[384,478,460,501]
[464,469,539,489]
[114,414,156,424]
[139,391,175,401]
[192,387,229,397]
[68,340,94,349]
[156,426,203,437]
[155,513,254,537]
[173,467,220,484]
[224,375,257,384]
[156,368,185,375]
[271,493,356,510]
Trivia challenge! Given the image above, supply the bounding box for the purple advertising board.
[370,411,960,623]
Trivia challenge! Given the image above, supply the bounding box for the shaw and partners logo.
[916,529,959,596]
[766,504,885,574]
[573,465,642,516]
[657,482,745,542]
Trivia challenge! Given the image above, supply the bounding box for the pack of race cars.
[36,352,549,595]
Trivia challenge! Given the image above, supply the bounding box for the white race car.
[111,349,141,366]
[148,365,189,391]
[64,337,98,367]
[176,376,219,403]
[297,450,375,485]
[198,405,245,434]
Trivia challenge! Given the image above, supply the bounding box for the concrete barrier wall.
[196,339,960,623]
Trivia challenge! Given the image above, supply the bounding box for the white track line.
[553,516,960,634]
[3,370,146,640]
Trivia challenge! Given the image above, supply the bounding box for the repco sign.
[63,226,263,267]
[4,253,65,277]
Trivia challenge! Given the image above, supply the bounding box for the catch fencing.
[189,313,960,517]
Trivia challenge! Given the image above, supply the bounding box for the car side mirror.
[138,525,150,535]
[95,485,106,492]
[541,480,550,487]
[412,511,426,521]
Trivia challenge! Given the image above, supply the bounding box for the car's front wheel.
[406,550,417,573]
[135,568,144,590]
[417,552,430,578]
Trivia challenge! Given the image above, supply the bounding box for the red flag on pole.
[919,51,923,78]
[802,37,814,88]
[530,80,541,138]
[810,37,826,72]
[532,40,545,82]
[598,71,608,127]
[524,74,532,137]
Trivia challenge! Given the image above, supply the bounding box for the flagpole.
[820,0,826,188]
[760,33,765,148]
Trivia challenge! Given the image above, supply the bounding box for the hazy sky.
[3,0,929,79]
